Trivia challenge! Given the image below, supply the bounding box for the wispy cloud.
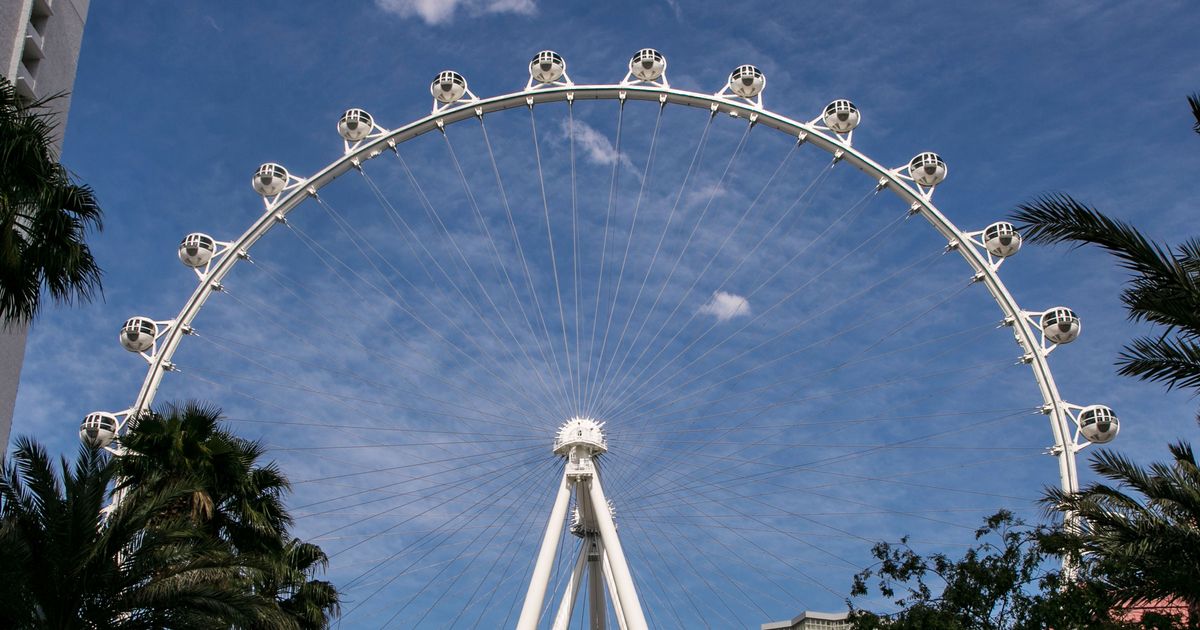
[664,0,683,19]
[374,0,536,25]
[557,118,635,171]
[698,291,750,322]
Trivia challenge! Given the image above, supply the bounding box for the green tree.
[1011,192,1200,392]
[115,401,291,554]
[1044,443,1200,623]
[1010,94,1200,394]
[115,402,339,628]
[254,539,341,630]
[847,511,1127,629]
[0,436,269,629]
[0,75,103,324]
[1009,92,1200,626]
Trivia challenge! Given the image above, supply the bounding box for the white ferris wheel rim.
[107,62,1090,551]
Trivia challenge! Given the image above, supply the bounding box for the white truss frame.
[517,436,647,630]
[620,69,668,90]
[108,70,1095,597]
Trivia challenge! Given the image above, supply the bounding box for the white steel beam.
[602,548,629,630]
[517,470,573,630]
[551,541,588,630]
[587,537,607,630]
[588,476,648,630]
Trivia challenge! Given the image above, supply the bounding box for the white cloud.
[683,181,729,206]
[374,0,536,25]
[558,118,635,171]
[664,0,683,19]
[698,291,750,322]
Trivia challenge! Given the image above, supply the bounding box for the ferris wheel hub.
[553,417,607,456]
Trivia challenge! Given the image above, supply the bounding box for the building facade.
[0,0,90,448]
[762,610,852,630]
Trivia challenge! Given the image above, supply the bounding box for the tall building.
[0,0,91,448]
[762,610,852,630]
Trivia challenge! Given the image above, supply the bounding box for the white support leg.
[517,470,573,630]
[587,537,607,630]
[588,476,648,630]
[602,550,629,630]
[551,541,589,630]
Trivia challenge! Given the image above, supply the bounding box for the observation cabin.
[178,233,216,268]
[338,108,374,142]
[431,70,468,104]
[823,99,860,133]
[629,48,665,81]
[908,152,947,187]
[529,50,566,84]
[120,317,157,353]
[983,222,1022,258]
[80,412,118,448]
[1079,405,1119,444]
[252,163,289,197]
[1041,307,1081,345]
[728,65,765,98]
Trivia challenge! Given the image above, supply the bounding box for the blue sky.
[12,1,1200,627]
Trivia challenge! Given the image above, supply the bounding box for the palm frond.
[0,75,104,323]
[1049,442,1200,609]
[1189,92,1200,134]
[1119,276,1200,334]
[113,400,339,626]
[1117,335,1200,391]
[11,436,61,521]
[1012,194,1200,334]
[1011,194,1176,273]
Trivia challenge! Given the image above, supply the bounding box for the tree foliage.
[116,401,292,554]
[1002,91,1200,628]
[0,402,339,628]
[847,510,1127,629]
[1045,442,1200,622]
[116,402,340,628]
[1011,94,1200,394]
[0,437,271,628]
[0,75,103,324]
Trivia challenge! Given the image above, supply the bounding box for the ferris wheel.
[79,48,1121,628]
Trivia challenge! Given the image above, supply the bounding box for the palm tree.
[1011,94,1200,394]
[1045,443,1200,618]
[252,539,341,630]
[115,401,339,627]
[1017,92,1200,625]
[0,436,269,628]
[115,401,291,555]
[0,75,103,324]
[1011,193,1200,393]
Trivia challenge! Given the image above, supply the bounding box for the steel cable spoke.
[588,139,801,416]
[527,104,579,414]
[579,101,627,416]
[582,103,666,417]
[356,166,570,419]
[459,122,577,417]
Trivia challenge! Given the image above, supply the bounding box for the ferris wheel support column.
[601,547,629,630]
[551,541,589,630]
[587,475,647,630]
[588,537,610,630]
[517,471,572,630]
